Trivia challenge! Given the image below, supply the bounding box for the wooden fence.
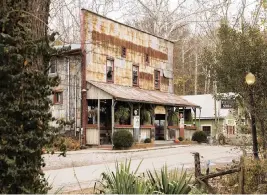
[193,152,245,194]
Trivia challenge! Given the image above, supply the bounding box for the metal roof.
[88,81,200,107]
[182,94,235,119]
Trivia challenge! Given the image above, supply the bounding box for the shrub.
[147,165,191,194]
[218,133,226,145]
[144,138,151,143]
[178,136,184,141]
[97,160,192,194]
[112,130,134,149]
[192,131,207,143]
[96,160,153,194]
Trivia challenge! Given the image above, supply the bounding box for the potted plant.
[141,109,152,125]
[168,110,178,126]
[114,106,130,124]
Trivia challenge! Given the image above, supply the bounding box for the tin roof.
[88,81,200,107]
[182,94,236,119]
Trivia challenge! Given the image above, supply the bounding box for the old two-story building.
[51,9,200,145]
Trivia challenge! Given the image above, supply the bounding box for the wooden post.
[129,102,133,125]
[193,107,197,128]
[164,106,168,140]
[150,105,155,140]
[194,152,202,180]
[111,99,116,144]
[97,99,100,145]
[238,156,245,194]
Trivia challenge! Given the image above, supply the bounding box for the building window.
[106,58,114,83]
[202,126,211,136]
[132,65,139,86]
[121,46,126,58]
[226,126,235,135]
[154,70,160,89]
[53,91,63,104]
[145,53,149,63]
[49,59,57,74]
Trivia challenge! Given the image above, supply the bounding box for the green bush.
[147,165,192,194]
[144,138,151,143]
[112,130,134,149]
[96,159,153,194]
[178,136,184,141]
[97,160,192,194]
[192,131,207,143]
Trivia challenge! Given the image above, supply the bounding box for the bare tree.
[49,0,123,43]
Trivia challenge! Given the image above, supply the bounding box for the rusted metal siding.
[83,10,174,93]
[51,55,82,128]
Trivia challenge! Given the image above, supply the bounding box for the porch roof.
[88,81,200,108]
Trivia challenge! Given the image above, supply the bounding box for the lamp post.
[245,72,259,159]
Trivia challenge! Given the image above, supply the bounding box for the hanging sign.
[221,99,235,109]
[133,116,140,129]
[155,106,166,114]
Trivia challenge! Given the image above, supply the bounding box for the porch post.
[97,99,100,145]
[150,104,155,141]
[129,102,133,125]
[199,108,201,130]
[193,107,197,129]
[164,106,168,140]
[111,99,116,143]
[138,103,141,141]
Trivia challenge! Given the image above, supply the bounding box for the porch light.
[82,89,87,92]
[245,72,255,85]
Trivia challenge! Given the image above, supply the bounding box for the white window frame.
[201,124,212,136]
[49,58,57,74]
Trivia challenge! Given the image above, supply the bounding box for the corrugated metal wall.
[83,11,174,93]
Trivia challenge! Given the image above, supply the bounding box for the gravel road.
[44,145,241,192]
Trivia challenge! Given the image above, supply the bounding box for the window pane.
[133,66,138,85]
[107,59,114,82]
[107,59,113,67]
[50,59,56,73]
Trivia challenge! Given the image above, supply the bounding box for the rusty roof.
[88,81,200,107]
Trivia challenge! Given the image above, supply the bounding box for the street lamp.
[245,72,259,159]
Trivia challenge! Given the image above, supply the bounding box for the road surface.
[44,145,241,193]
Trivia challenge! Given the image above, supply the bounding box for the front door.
[155,114,165,140]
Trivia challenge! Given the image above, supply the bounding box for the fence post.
[238,156,245,194]
[193,152,201,180]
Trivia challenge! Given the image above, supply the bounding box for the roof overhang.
[87,81,200,108]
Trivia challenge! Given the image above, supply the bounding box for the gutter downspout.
[74,75,77,137]
[67,57,70,121]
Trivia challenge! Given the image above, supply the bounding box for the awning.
[88,81,200,108]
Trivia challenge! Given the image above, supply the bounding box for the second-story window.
[154,70,160,89]
[53,91,63,104]
[132,65,139,86]
[121,46,126,58]
[49,58,57,74]
[106,58,114,83]
[145,53,149,63]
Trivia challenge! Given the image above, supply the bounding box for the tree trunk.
[260,119,267,158]
[194,51,198,95]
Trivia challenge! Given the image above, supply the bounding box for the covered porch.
[84,81,200,145]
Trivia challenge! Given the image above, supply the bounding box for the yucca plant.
[147,165,191,194]
[96,159,153,194]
